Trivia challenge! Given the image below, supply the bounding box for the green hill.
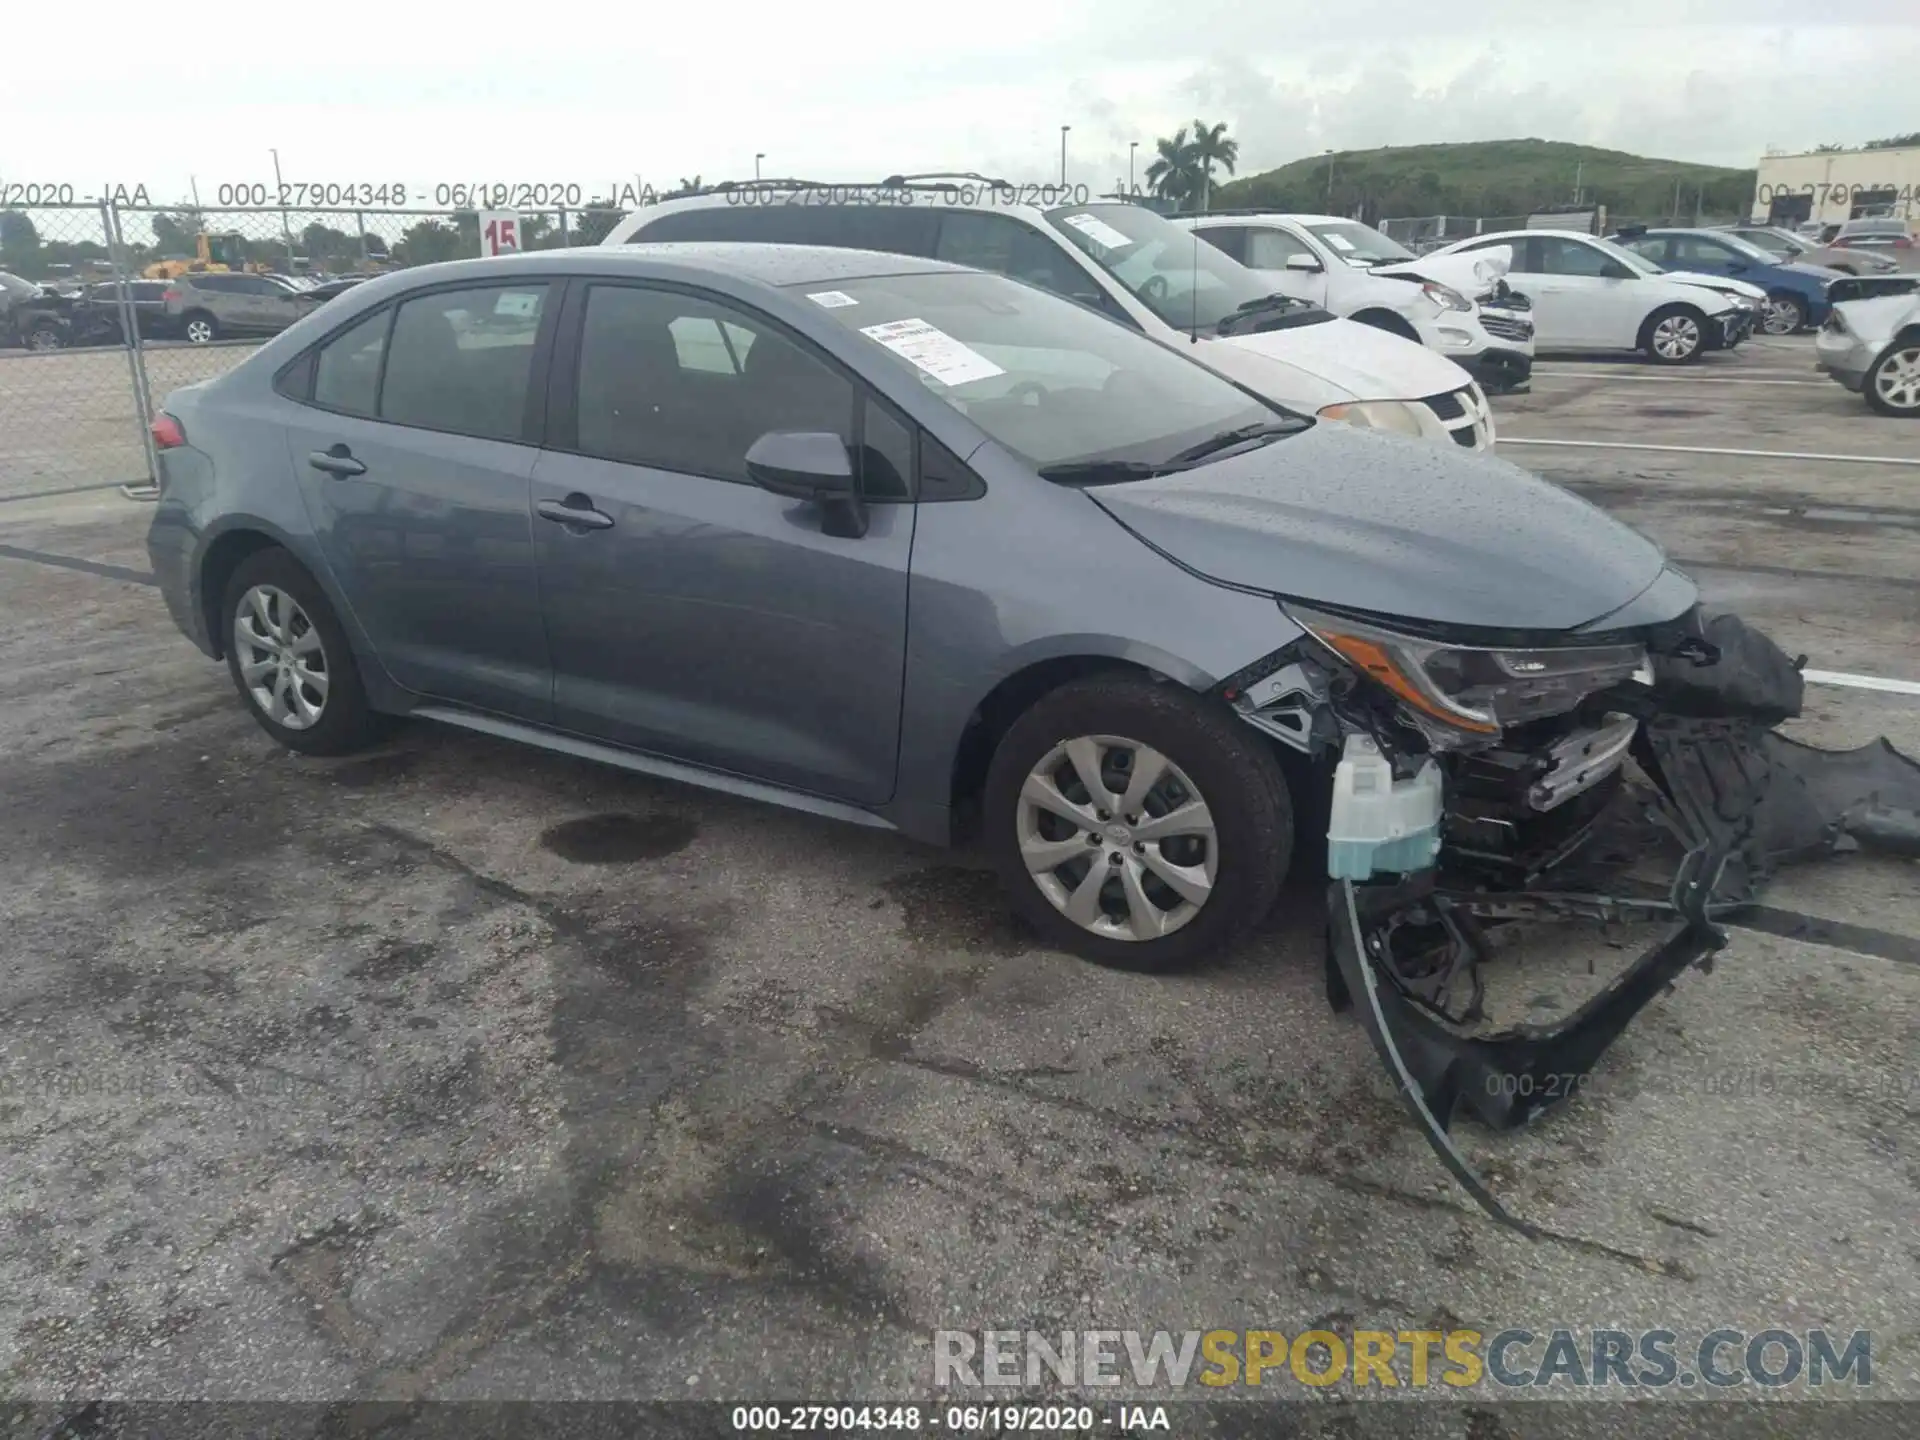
[1213,138,1756,223]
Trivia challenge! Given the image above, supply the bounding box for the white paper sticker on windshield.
[1059,213,1136,250]
[1323,233,1356,252]
[493,290,541,316]
[807,290,858,308]
[858,318,1006,386]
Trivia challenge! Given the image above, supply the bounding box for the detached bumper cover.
[1325,612,1920,1232]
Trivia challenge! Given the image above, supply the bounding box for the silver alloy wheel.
[1761,297,1802,335]
[1651,314,1702,359]
[1873,347,1920,412]
[27,327,62,351]
[185,318,214,344]
[1016,734,1217,941]
[233,584,329,730]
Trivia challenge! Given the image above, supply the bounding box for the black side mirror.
[745,431,867,538]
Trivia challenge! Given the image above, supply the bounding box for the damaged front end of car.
[1222,601,1920,1235]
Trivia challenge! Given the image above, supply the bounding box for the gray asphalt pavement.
[0,334,1914,1432]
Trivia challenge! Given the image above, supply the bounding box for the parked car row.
[0,269,378,350]
[605,187,1503,450]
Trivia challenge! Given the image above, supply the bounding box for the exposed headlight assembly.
[1316,400,1428,437]
[1285,603,1647,738]
[1421,281,1473,312]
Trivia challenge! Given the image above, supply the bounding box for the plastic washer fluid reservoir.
[1326,734,1444,881]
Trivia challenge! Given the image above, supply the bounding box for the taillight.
[162,287,182,302]
[1893,236,1915,249]
[151,414,186,449]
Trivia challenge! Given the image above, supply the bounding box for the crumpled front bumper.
[1323,614,1920,1233]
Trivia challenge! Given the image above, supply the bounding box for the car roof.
[622,188,1055,228]
[1171,212,1345,226]
[1839,218,1906,231]
[378,242,970,290]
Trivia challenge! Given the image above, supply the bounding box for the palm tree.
[1188,121,1239,212]
[1145,129,1202,211]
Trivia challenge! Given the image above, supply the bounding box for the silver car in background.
[1816,290,1920,415]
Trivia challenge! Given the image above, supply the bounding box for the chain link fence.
[0,203,158,499]
[0,201,630,503]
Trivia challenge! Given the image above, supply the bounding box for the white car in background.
[1429,230,1759,364]
[608,190,1498,450]
[1172,212,1536,393]
[1816,291,1920,416]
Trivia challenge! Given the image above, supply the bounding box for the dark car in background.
[0,270,75,350]
[76,280,181,342]
[1610,226,1841,334]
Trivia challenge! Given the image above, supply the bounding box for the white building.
[1752,144,1920,228]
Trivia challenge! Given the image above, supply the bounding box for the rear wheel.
[1865,339,1920,417]
[983,675,1292,971]
[183,311,218,344]
[221,548,384,755]
[1762,293,1807,335]
[1640,305,1706,364]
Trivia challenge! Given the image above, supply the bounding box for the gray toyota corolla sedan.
[148,241,1920,1227]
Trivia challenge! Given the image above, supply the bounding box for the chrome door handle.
[536,496,615,531]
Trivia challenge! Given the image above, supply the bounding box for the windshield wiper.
[1036,458,1168,487]
[1232,292,1310,314]
[1163,420,1308,467]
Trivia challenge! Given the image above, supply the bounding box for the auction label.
[858,319,1005,386]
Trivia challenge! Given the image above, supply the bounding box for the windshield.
[799,269,1291,477]
[1040,203,1280,332]
[1303,221,1414,267]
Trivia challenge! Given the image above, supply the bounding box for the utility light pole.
[1129,141,1138,193]
[269,148,295,273]
[1060,125,1071,186]
[755,152,765,180]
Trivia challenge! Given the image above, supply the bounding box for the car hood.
[1373,245,1512,297]
[1090,422,1671,632]
[1660,270,1764,302]
[1778,260,1845,283]
[1206,316,1474,406]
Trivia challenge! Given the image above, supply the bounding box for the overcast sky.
[8,2,1918,208]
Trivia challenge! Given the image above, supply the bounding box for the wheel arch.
[944,649,1205,845]
[1351,307,1422,343]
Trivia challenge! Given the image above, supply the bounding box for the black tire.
[1638,304,1707,365]
[1762,292,1807,335]
[26,324,64,351]
[1864,337,1920,417]
[983,674,1293,972]
[221,548,384,755]
[1352,309,1421,343]
[182,310,219,344]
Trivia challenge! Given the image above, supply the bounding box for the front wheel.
[1865,339,1920,417]
[222,548,385,755]
[1762,293,1807,335]
[1640,306,1706,364]
[26,324,64,351]
[983,675,1293,971]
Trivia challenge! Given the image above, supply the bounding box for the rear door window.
[376,284,548,441]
